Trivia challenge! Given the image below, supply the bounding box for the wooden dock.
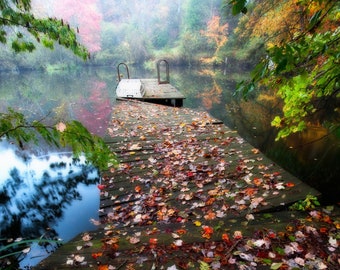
[34,100,340,270]
[116,60,185,107]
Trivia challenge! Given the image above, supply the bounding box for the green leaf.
[270,262,283,270]
[274,247,285,255]
[230,0,247,15]
[199,260,211,270]
[262,258,272,265]
[309,10,322,28]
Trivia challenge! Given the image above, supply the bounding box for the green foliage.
[232,0,340,140]
[289,195,320,211]
[58,120,118,170]
[229,0,248,15]
[0,0,89,60]
[0,109,117,170]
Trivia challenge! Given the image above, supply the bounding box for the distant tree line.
[1,0,237,71]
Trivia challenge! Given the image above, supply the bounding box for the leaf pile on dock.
[35,100,339,270]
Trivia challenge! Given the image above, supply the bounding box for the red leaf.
[97,184,106,190]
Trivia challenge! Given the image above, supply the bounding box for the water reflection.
[0,69,114,137]
[0,142,99,268]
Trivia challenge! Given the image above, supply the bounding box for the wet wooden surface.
[34,100,336,270]
[141,79,185,99]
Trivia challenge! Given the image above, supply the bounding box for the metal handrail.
[157,59,169,84]
[117,63,130,82]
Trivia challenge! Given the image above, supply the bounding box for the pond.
[0,65,339,268]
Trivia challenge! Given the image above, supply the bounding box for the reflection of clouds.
[0,141,99,239]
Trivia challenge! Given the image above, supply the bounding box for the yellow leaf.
[194,220,202,227]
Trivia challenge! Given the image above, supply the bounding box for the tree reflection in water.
[0,141,99,268]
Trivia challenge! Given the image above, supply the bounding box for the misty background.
[0,0,250,72]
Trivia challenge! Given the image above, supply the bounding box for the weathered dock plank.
[34,208,340,269]
[141,79,185,99]
[34,100,340,270]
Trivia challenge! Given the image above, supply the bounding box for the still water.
[0,65,339,267]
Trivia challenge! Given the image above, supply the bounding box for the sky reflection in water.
[0,141,99,267]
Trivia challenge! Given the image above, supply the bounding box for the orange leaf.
[134,185,142,193]
[204,210,216,220]
[253,177,262,186]
[98,265,109,270]
[176,229,187,235]
[149,238,158,245]
[244,187,257,196]
[322,215,332,224]
[285,182,295,188]
[203,257,213,263]
[205,197,216,205]
[203,225,214,234]
[91,252,103,259]
[202,225,214,239]
[222,233,230,243]
[286,225,294,232]
[319,227,328,233]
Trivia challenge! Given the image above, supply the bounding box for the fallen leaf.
[90,218,101,226]
[74,255,85,263]
[22,247,30,254]
[222,233,230,243]
[82,233,92,241]
[233,231,243,239]
[129,236,140,244]
[172,233,180,239]
[238,252,254,262]
[149,238,158,248]
[92,252,103,259]
[134,185,142,193]
[202,225,214,239]
[66,258,74,265]
[97,184,106,190]
[176,229,187,235]
[270,262,283,269]
[129,143,142,150]
[173,239,183,246]
[194,220,202,227]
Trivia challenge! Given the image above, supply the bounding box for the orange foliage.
[200,15,229,64]
[201,16,228,47]
[236,0,337,47]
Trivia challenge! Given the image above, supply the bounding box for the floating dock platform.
[115,60,185,107]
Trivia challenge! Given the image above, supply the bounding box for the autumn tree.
[229,0,340,140]
[200,15,229,64]
[52,0,102,53]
